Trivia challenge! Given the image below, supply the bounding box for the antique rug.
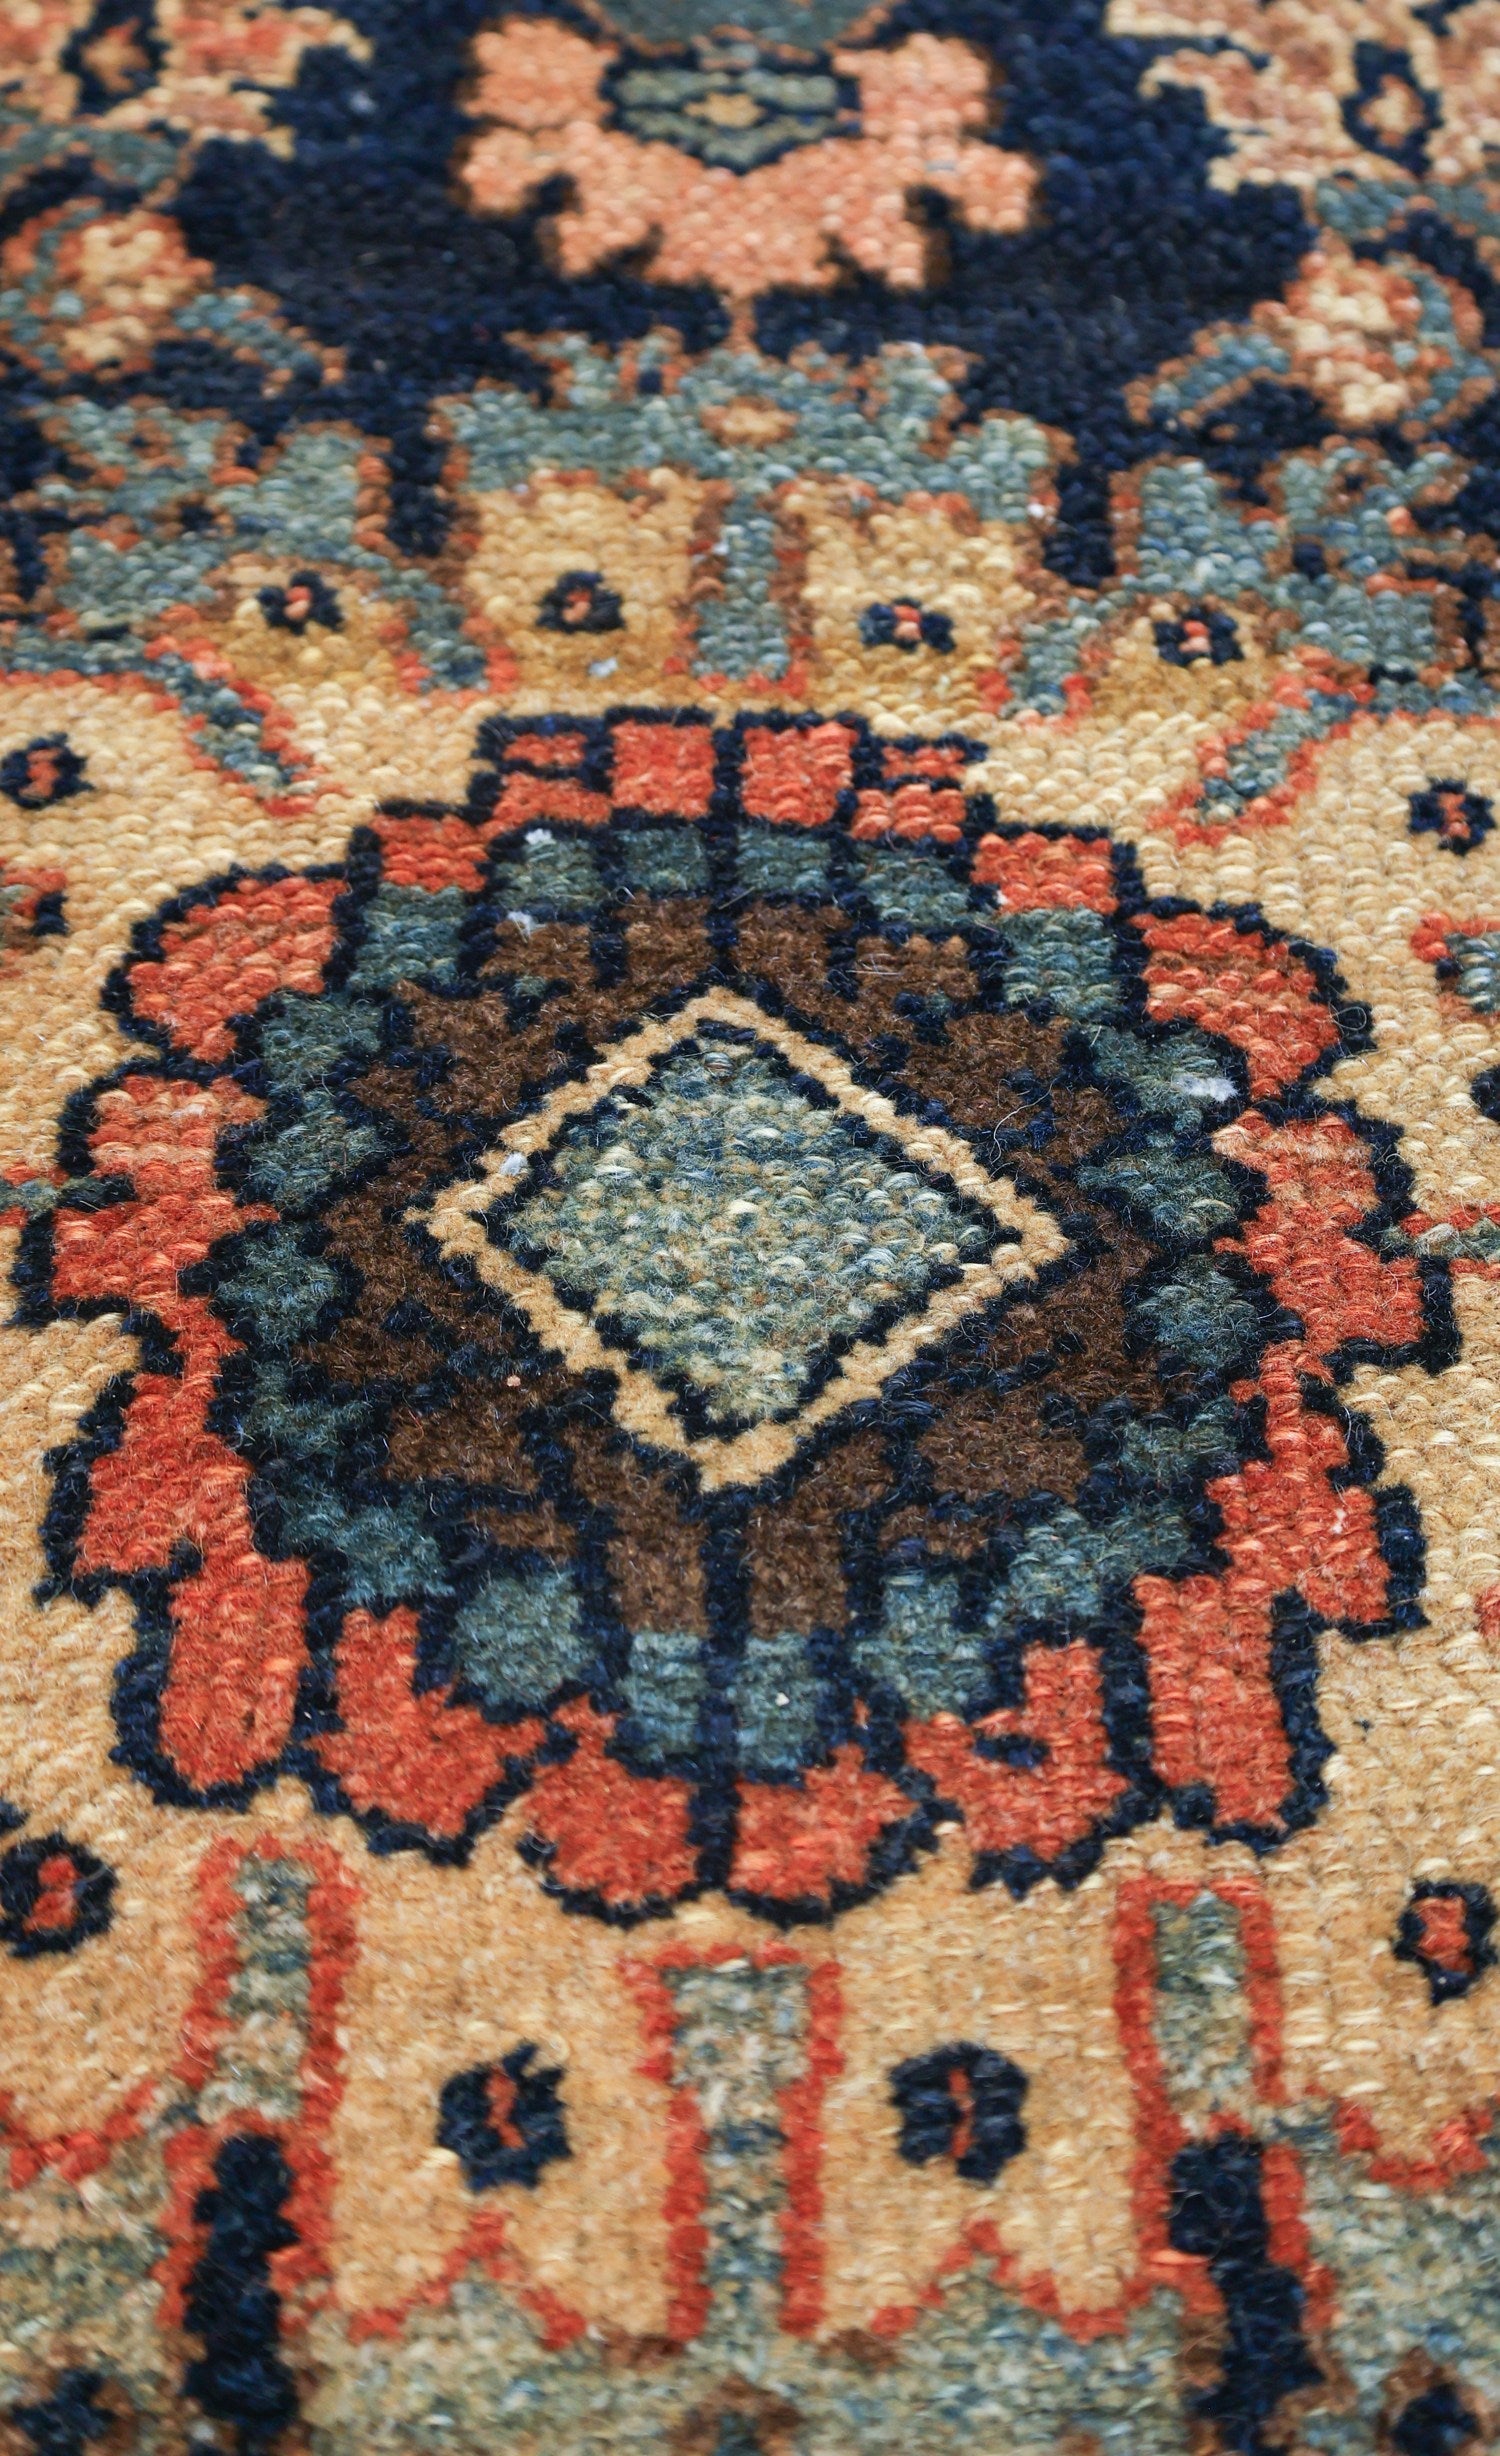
[2,2,1500,2450]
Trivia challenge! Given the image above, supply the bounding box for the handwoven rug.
[3,3,1500,2450]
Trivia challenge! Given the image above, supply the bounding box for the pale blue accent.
[733,1635,824,1773]
[451,1567,589,1709]
[621,1629,707,1761]
[854,1570,993,1715]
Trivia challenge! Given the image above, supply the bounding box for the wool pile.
[1,3,1499,2450]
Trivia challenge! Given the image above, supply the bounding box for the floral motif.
[1106,0,1500,191]
[457,18,1036,303]
[1136,234,1493,434]
[0,0,368,154]
[0,204,211,372]
[1254,239,1487,429]
[0,0,85,123]
[25,714,1431,1923]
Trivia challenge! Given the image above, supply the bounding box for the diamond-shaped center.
[496,1030,997,1430]
[419,990,1068,1489]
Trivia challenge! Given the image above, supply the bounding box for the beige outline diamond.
[416,987,1070,1491]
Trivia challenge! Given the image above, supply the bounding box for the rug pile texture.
[2,2,1500,2449]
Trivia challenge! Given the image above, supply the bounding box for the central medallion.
[30,707,1431,1923]
[421,993,1065,1487]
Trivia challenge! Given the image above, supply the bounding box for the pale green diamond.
[496,1031,995,1429]
[419,990,1068,1491]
